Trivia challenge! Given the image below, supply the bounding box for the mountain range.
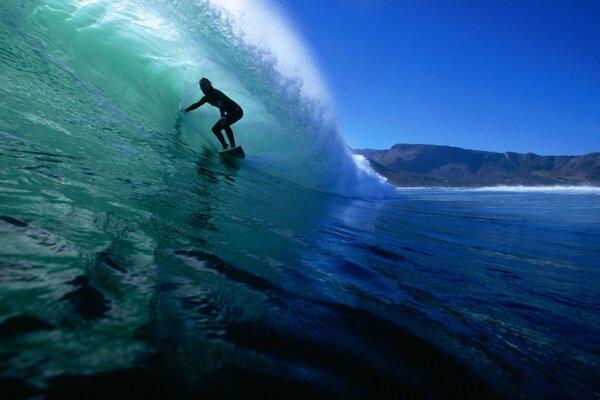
[354,144,600,187]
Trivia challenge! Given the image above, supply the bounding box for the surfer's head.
[199,77,213,94]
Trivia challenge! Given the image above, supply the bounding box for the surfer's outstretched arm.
[184,97,207,112]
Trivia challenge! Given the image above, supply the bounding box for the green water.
[4,1,598,399]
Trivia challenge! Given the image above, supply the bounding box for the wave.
[470,185,600,193]
[1,0,392,197]
[395,185,600,194]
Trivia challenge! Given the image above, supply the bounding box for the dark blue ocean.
[1,0,599,398]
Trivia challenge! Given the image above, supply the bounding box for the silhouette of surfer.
[183,78,244,150]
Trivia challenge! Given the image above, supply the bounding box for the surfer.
[183,78,244,150]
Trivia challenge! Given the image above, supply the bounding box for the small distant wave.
[470,185,600,194]
[395,185,600,194]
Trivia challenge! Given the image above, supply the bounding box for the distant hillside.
[354,144,600,187]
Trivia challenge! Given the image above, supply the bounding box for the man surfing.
[183,78,244,150]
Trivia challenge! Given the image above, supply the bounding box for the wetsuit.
[185,88,243,148]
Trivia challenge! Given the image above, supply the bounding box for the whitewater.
[1,0,599,398]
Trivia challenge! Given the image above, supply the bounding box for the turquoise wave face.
[0,0,391,197]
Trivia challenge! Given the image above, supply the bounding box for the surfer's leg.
[224,125,235,147]
[222,108,243,148]
[211,122,228,149]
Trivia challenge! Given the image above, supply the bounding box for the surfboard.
[218,145,245,159]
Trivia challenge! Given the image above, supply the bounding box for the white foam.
[395,185,600,194]
[207,0,331,106]
[470,185,600,194]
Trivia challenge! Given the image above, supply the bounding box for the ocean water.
[1,1,599,399]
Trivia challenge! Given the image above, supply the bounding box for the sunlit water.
[1,1,599,398]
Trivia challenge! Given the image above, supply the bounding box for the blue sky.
[282,0,600,155]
